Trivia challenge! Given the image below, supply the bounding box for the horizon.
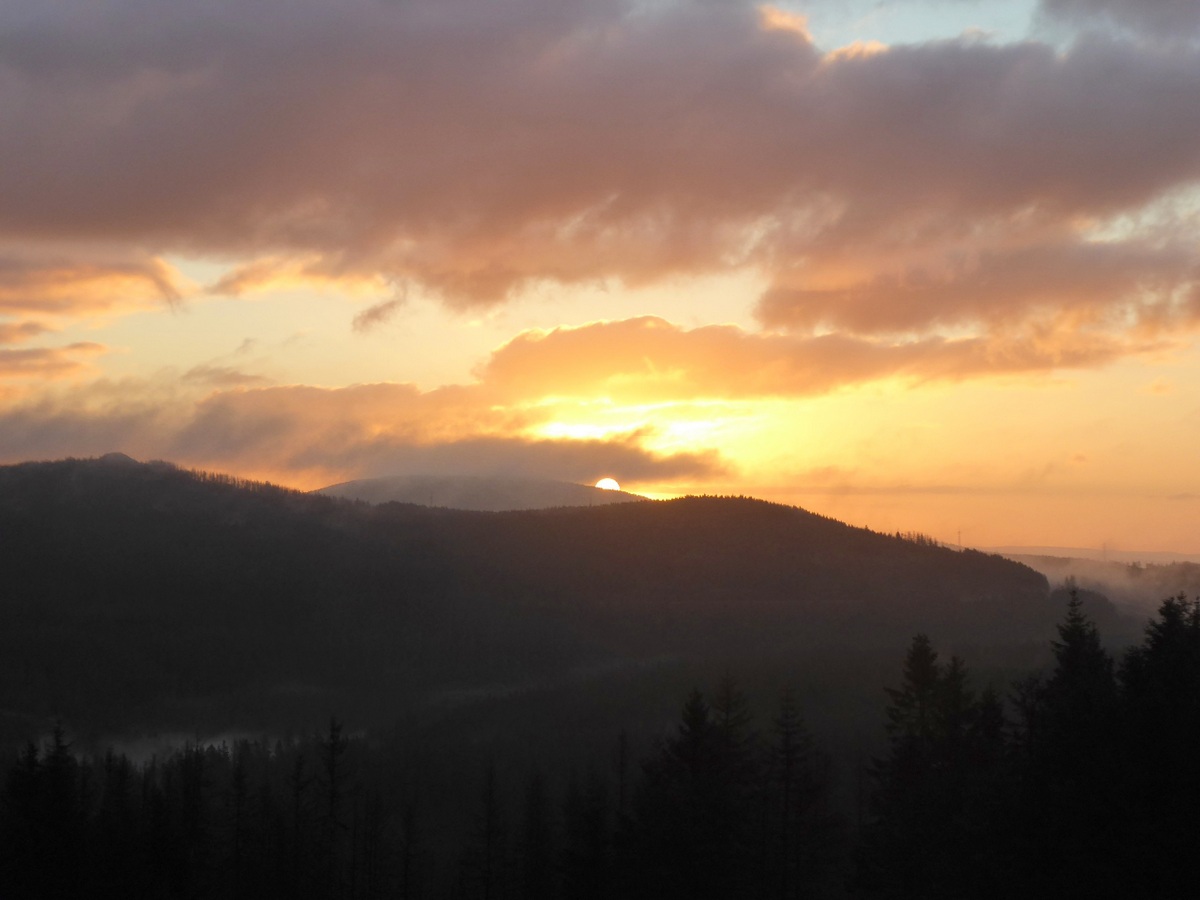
[15,450,1200,565]
[3,0,1200,552]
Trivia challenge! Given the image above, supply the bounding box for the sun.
[595,477,621,491]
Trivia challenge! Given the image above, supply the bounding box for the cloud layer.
[481,315,1163,403]
[0,374,723,488]
[1,0,1197,340]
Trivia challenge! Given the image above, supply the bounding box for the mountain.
[992,545,1200,565]
[315,473,644,511]
[0,456,1105,745]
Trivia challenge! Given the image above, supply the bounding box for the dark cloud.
[0,376,722,485]
[1,0,1197,346]
[352,298,405,333]
[287,434,723,483]
[0,381,169,460]
[1040,0,1200,39]
[758,238,1200,334]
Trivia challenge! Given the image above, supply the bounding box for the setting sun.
[595,478,621,491]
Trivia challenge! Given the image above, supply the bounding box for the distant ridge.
[992,546,1200,565]
[314,474,645,511]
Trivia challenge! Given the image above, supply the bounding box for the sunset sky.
[3,0,1200,554]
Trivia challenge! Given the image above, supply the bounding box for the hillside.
[0,457,1090,742]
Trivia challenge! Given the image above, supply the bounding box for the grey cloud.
[288,435,724,483]
[758,238,1200,334]
[1040,0,1200,39]
[0,0,1197,347]
[181,364,272,388]
[352,298,405,333]
[0,377,721,484]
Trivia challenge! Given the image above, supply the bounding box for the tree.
[859,635,1016,899]
[1022,590,1121,897]
[319,717,351,899]
[561,769,609,900]
[769,688,839,900]
[462,761,507,900]
[1119,595,1200,895]
[632,685,761,900]
[520,769,555,900]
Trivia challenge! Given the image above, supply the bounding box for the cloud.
[0,376,722,487]
[181,364,272,388]
[1039,0,1200,40]
[209,256,390,298]
[0,250,188,317]
[0,342,105,379]
[479,315,1161,403]
[1,0,1197,352]
[282,434,722,484]
[352,298,405,333]
[758,237,1200,335]
[0,320,52,345]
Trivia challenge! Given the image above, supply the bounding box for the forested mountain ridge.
[0,456,1094,741]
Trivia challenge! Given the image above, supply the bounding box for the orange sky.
[2,0,1199,554]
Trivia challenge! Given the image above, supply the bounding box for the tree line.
[3,591,1198,898]
[860,591,1200,899]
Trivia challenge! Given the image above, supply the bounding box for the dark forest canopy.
[0,455,1132,743]
[3,595,1199,899]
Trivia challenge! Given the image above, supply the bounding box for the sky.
[3,0,1200,554]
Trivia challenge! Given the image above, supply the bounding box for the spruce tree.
[1025,590,1121,897]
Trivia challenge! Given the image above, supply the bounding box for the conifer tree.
[1119,594,1200,895]
[319,717,350,898]
[1024,590,1121,897]
[521,769,555,900]
[770,688,839,900]
[632,684,763,900]
[859,635,1016,899]
[561,769,610,900]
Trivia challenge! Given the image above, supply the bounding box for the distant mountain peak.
[98,451,139,466]
[314,473,645,512]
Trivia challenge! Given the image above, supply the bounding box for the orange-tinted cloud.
[0,377,722,488]
[0,321,52,345]
[0,251,187,317]
[1,0,1198,351]
[479,315,1161,403]
[0,342,105,379]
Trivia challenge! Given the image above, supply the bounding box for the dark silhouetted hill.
[0,457,1104,742]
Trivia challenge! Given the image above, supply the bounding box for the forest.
[3,592,1198,898]
[0,457,1190,897]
